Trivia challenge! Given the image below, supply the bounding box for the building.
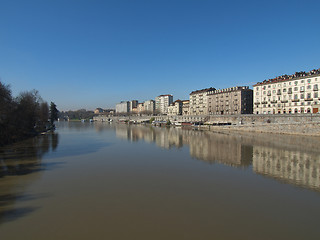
[144,100,155,113]
[94,108,104,114]
[115,101,130,113]
[207,86,253,115]
[182,100,190,115]
[167,100,182,116]
[189,87,216,115]
[155,94,173,114]
[129,100,138,112]
[254,69,320,114]
[137,103,145,113]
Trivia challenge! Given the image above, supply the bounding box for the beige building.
[254,70,320,114]
[189,87,216,115]
[182,100,190,115]
[137,103,144,113]
[207,86,253,115]
[167,100,182,116]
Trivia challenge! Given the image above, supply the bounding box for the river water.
[0,121,320,239]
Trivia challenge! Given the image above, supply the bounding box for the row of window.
[256,78,318,91]
[257,92,319,102]
[257,84,319,95]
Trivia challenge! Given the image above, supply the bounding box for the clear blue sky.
[1,0,319,111]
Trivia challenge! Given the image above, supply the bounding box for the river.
[1,121,320,239]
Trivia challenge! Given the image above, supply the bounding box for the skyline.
[1,0,320,111]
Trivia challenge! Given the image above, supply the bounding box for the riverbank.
[202,122,320,136]
[94,114,320,137]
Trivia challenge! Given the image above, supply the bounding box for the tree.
[49,102,59,125]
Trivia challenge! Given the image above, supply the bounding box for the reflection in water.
[109,123,320,192]
[0,133,59,223]
[253,141,320,191]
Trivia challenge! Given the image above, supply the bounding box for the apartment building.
[155,94,173,114]
[144,100,155,113]
[254,72,320,114]
[115,101,130,113]
[189,87,216,115]
[167,100,182,116]
[207,86,253,115]
[182,100,190,115]
[129,100,138,112]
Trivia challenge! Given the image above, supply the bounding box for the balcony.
[270,100,277,103]
[281,100,288,103]
[254,102,260,105]
[305,98,313,101]
[292,99,300,102]
[261,101,268,104]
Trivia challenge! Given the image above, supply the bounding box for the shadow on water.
[108,123,320,192]
[0,133,59,223]
[0,193,50,223]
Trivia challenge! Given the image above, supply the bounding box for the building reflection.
[113,124,320,192]
[115,125,252,167]
[252,135,320,191]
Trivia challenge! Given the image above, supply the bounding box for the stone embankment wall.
[205,122,320,136]
[93,114,320,136]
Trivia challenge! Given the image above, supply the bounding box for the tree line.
[0,81,58,146]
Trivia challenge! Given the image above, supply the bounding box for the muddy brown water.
[1,122,320,240]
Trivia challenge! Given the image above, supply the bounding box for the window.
[294,87,298,91]
[294,94,298,100]
[272,90,276,94]
[294,81,298,86]
[300,86,304,92]
[315,92,318,98]
[301,93,304,99]
[307,93,311,99]
[256,87,259,90]
[307,85,311,90]
[314,84,318,91]
[283,88,287,92]
[301,80,304,83]
[263,91,266,95]
[256,92,259,95]
[307,79,311,83]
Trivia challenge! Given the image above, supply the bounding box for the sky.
[1,0,320,111]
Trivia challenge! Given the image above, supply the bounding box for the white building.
[254,71,320,114]
[155,94,173,114]
[144,100,155,113]
[116,101,130,113]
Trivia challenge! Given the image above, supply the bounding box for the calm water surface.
[1,122,320,240]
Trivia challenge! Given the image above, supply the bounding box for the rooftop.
[254,68,320,86]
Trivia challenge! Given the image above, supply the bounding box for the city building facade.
[144,100,155,113]
[167,100,182,116]
[189,87,216,115]
[207,86,253,115]
[182,100,190,115]
[155,94,173,114]
[254,73,320,114]
[137,103,145,113]
[129,100,139,112]
[115,101,130,113]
